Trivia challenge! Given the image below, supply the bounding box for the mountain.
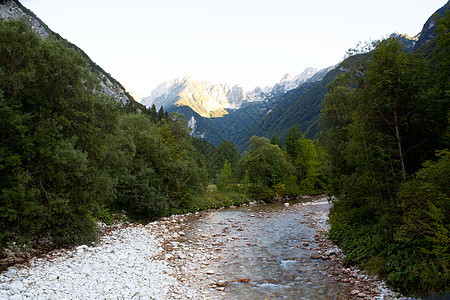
[413,1,449,50]
[140,67,330,118]
[389,32,418,52]
[140,77,266,118]
[0,0,143,110]
[166,1,448,153]
[146,67,333,152]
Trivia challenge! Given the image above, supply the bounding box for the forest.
[321,12,449,296]
[0,9,449,297]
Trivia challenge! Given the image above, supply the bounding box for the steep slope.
[413,0,449,51]
[256,69,337,141]
[172,100,268,150]
[0,0,143,110]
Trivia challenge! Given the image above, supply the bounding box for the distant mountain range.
[3,0,448,153]
[140,66,336,153]
[140,67,333,118]
[140,1,449,152]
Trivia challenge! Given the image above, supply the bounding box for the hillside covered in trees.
[320,8,449,296]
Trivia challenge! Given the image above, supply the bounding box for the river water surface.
[174,197,357,299]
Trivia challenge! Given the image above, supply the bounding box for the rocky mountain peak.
[141,78,253,118]
[389,32,419,51]
[272,67,321,94]
[280,73,293,83]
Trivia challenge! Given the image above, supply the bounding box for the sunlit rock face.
[140,67,332,118]
[389,32,419,52]
[141,77,256,118]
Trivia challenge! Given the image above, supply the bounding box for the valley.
[0,0,448,298]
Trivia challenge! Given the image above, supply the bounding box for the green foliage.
[0,18,209,252]
[212,140,239,177]
[186,187,250,212]
[216,160,234,191]
[284,126,326,194]
[270,134,283,149]
[395,150,449,294]
[191,137,219,179]
[237,136,293,200]
[322,19,449,296]
[0,18,121,248]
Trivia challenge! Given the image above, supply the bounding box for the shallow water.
[183,198,353,299]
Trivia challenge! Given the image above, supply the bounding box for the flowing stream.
[173,197,357,299]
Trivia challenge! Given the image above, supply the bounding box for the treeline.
[320,12,449,297]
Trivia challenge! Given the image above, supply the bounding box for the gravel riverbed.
[1,198,405,299]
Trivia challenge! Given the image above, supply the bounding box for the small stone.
[216,280,227,287]
[217,287,225,291]
[164,269,175,275]
[239,278,249,283]
[206,270,215,275]
[351,289,360,296]
[310,254,321,259]
[357,293,366,298]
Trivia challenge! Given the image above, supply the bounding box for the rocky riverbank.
[159,198,407,299]
[1,198,407,299]
[0,220,201,299]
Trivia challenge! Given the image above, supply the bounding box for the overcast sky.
[21,0,447,100]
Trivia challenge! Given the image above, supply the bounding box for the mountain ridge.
[0,0,143,110]
[140,66,333,118]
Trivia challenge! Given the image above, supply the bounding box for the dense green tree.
[0,18,210,251]
[284,126,325,193]
[157,106,165,121]
[191,137,218,179]
[212,140,239,178]
[284,126,303,160]
[148,103,158,122]
[0,18,121,247]
[270,134,283,149]
[395,150,449,294]
[216,160,234,191]
[322,31,449,296]
[238,136,293,199]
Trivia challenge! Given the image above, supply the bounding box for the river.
[0,196,397,299]
[163,197,390,299]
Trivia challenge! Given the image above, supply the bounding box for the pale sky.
[22,0,447,100]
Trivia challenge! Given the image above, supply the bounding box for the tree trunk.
[393,108,407,181]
